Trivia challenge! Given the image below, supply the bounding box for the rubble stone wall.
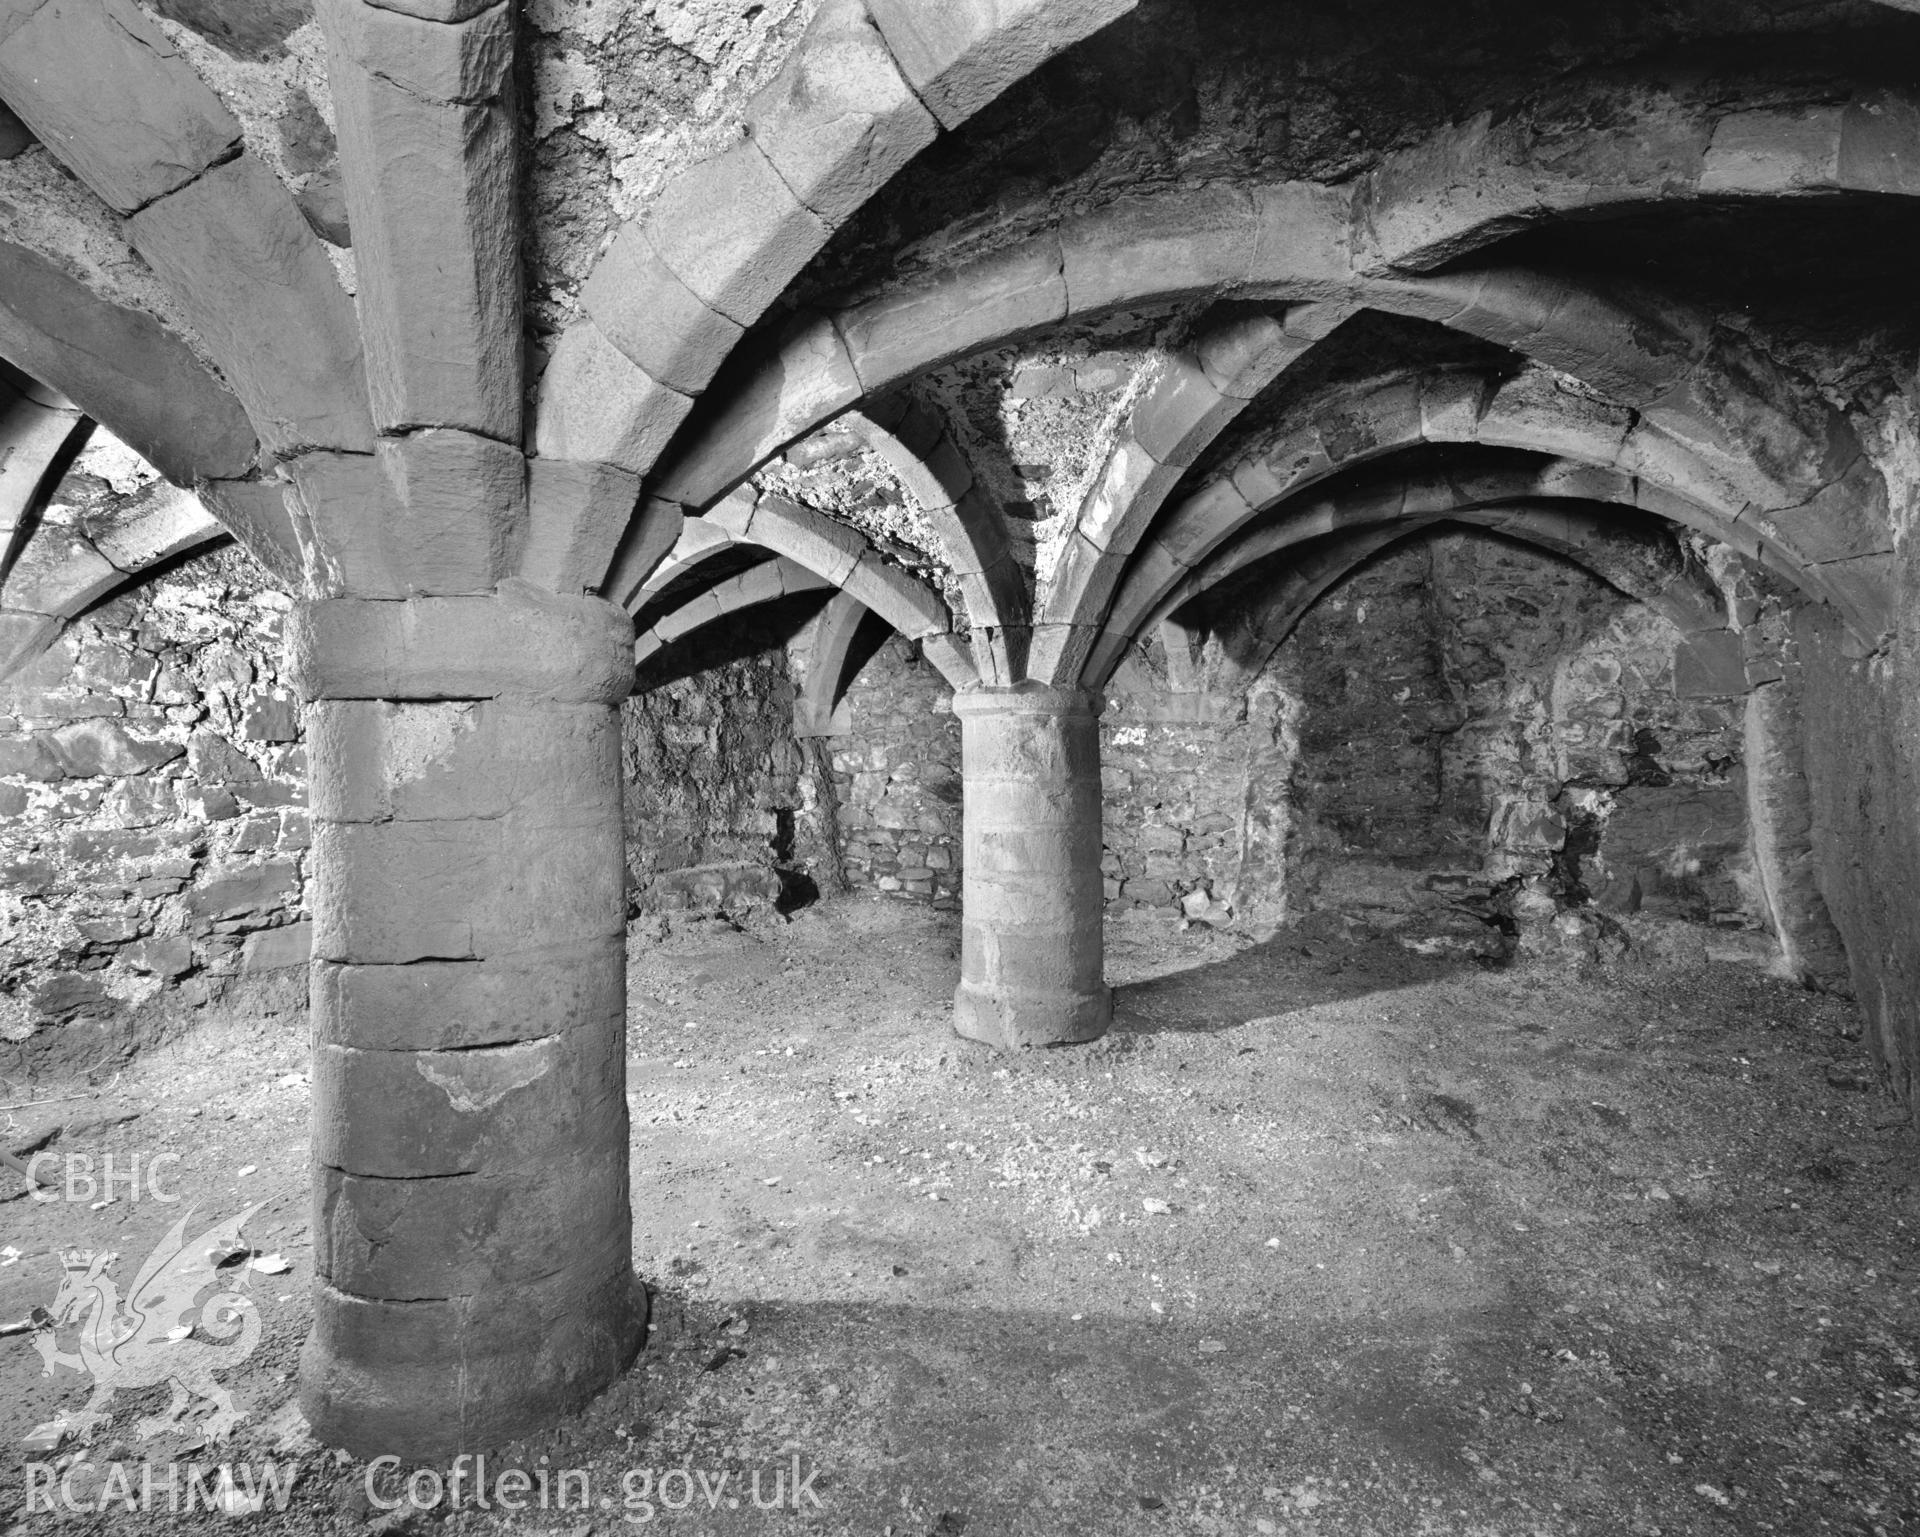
[622,649,818,916]
[1262,534,1770,941]
[0,524,1856,1074]
[822,638,963,908]
[0,543,309,1072]
[789,531,1813,960]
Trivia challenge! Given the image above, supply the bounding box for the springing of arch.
[569,97,1910,693]
[846,397,1029,684]
[533,0,1142,475]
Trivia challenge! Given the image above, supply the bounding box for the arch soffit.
[1071,367,1886,686]
[1163,464,1720,618]
[1164,512,1711,692]
[636,492,977,690]
[631,85,1920,522]
[1092,495,1725,689]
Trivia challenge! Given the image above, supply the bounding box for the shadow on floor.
[1111,923,1473,1037]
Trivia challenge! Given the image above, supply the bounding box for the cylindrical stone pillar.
[952,683,1111,1049]
[290,581,644,1460]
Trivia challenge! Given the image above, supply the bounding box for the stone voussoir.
[1062,184,1260,315]
[128,153,375,458]
[533,320,695,476]
[600,494,686,608]
[580,224,744,398]
[376,428,528,594]
[522,458,643,596]
[0,240,258,485]
[864,0,1140,131]
[0,0,239,214]
[746,0,938,226]
[324,0,521,440]
[652,312,862,510]
[641,135,829,328]
[836,233,1068,394]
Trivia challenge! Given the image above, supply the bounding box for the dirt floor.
[3,897,1919,1537]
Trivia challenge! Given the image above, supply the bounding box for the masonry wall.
[0,526,1866,1080]
[623,649,826,916]
[1265,535,1769,941]
[0,543,309,1074]
[1099,692,1251,914]
[795,532,1814,963]
[822,639,963,908]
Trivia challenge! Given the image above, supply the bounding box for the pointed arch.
[533,0,1140,474]
[634,493,977,689]
[1075,366,1886,688]
[848,396,1027,683]
[632,555,833,667]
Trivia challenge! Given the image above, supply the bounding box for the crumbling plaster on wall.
[527,0,821,329]
[755,442,957,608]
[920,309,1175,584]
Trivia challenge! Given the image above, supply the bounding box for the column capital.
[289,577,634,704]
[950,680,1103,720]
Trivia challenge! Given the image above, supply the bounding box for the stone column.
[952,683,1111,1048]
[291,580,644,1460]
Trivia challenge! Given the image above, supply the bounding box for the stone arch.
[1033,303,1353,635]
[533,0,1140,474]
[639,83,1920,517]
[0,377,89,577]
[1041,265,1878,677]
[627,515,744,613]
[0,395,284,677]
[1096,458,1739,681]
[793,587,881,737]
[1080,366,1886,689]
[632,554,832,668]
[1096,498,1729,691]
[1355,88,1920,273]
[638,496,977,690]
[847,398,1027,683]
[0,253,258,489]
[0,481,227,676]
[0,2,369,458]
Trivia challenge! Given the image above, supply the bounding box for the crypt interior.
[3,0,1920,1530]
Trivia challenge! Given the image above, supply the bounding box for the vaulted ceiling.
[2,0,1917,700]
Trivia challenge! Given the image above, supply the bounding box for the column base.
[299,1268,647,1461]
[954,978,1112,1050]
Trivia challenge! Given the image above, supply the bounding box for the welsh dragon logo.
[30,1204,266,1443]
